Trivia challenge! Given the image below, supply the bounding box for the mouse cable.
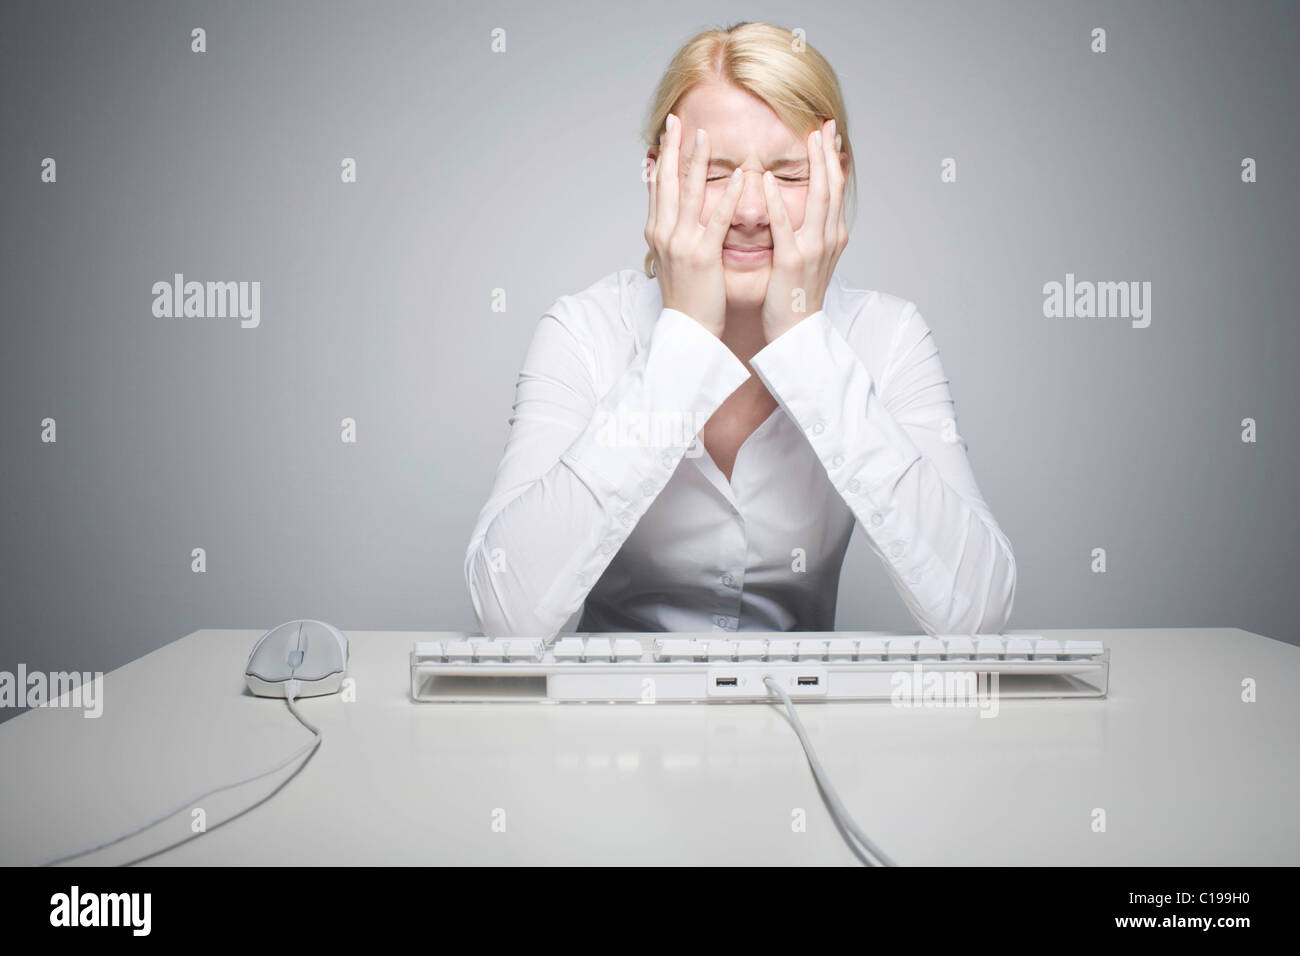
[32,680,322,867]
[762,674,897,867]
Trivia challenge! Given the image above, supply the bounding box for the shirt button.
[661,453,675,469]
[848,479,861,494]
[722,574,734,587]
[832,454,845,468]
[909,570,923,584]
[890,540,906,558]
[871,512,883,526]
[811,421,825,435]
[600,542,612,554]
[641,479,655,496]
[621,513,633,526]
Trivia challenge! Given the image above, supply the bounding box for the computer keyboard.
[409,633,1109,702]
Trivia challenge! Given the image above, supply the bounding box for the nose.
[731,169,769,227]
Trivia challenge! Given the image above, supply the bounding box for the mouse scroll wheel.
[288,649,305,667]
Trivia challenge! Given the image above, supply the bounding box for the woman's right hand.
[645,113,746,338]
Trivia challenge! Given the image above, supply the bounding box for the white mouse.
[245,619,349,698]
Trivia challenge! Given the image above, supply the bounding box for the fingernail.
[695,128,704,146]
[835,133,842,151]
[763,170,773,183]
[731,168,742,183]
[667,113,675,132]
[813,130,822,148]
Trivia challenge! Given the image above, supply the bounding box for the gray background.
[2,0,1297,725]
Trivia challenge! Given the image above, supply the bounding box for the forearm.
[750,308,1016,634]
[465,307,751,638]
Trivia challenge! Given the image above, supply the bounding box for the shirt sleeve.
[747,304,1016,635]
[465,304,752,638]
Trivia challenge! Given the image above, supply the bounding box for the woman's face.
[651,81,847,310]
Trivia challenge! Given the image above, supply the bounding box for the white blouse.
[465,268,1016,639]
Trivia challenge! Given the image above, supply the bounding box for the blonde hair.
[641,21,857,277]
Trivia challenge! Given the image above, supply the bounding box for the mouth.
[723,244,773,264]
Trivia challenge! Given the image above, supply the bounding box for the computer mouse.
[245,619,349,698]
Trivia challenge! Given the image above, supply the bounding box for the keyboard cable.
[32,680,322,867]
[763,674,897,867]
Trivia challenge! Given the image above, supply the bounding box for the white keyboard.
[410,633,1109,702]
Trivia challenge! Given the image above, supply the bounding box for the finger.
[658,113,680,233]
[804,124,830,240]
[762,170,796,256]
[703,166,745,247]
[675,126,709,235]
[823,118,846,246]
[645,140,658,241]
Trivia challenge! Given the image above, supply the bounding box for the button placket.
[713,499,746,633]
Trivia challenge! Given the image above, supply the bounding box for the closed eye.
[706,175,807,182]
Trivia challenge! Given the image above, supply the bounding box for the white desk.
[1,627,1296,866]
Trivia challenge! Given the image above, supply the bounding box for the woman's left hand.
[760,118,849,343]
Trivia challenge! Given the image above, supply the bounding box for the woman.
[465,22,1016,639]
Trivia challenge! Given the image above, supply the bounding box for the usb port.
[715,677,738,687]
[797,676,820,686]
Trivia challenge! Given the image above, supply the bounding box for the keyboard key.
[1064,640,1105,658]
[1031,639,1063,660]
[474,640,505,662]
[975,637,1004,660]
[585,637,613,662]
[767,639,799,660]
[796,639,828,661]
[553,638,585,661]
[1004,637,1033,660]
[887,638,917,660]
[654,639,697,662]
[501,639,543,662]
[826,639,857,661]
[705,639,736,660]
[944,637,975,660]
[444,640,476,661]
[613,639,643,661]
[857,638,887,660]
[916,638,945,660]
[734,639,766,660]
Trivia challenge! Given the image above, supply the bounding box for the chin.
[723,267,769,307]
